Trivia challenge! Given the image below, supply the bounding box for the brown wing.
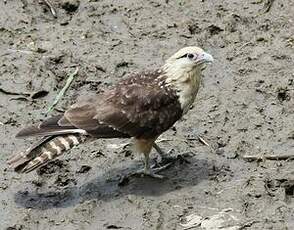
[59,97,130,138]
[63,71,183,138]
[15,114,85,138]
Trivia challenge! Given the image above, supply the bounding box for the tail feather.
[7,134,85,173]
[15,126,86,139]
[7,136,54,168]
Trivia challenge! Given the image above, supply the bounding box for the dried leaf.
[107,143,130,150]
[201,212,240,230]
[180,214,202,229]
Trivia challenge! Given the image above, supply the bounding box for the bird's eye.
[187,53,195,59]
[177,53,197,59]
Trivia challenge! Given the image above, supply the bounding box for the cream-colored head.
[162,46,214,114]
[162,46,213,82]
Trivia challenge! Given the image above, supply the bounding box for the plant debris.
[0,88,49,100]
[243,154,294,161]
[30,90,49,99]
[76,165,92,174]
[180,213,202,229]
[46,67,79,115]
[261,0,275,13]
[42,0,57,18]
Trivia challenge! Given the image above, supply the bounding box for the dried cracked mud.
[0,0,293,229]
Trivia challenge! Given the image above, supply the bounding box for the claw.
[136,170,165,179]
[134,162,172,179]
[118,142,186,186]
[118,162,172,186]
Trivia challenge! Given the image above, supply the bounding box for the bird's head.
[162,46,213,82]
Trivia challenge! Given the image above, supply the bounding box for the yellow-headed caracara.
[8,46,213,178]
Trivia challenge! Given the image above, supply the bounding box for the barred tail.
[7,134,85,173]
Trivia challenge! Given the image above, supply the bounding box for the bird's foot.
[154,153,190,168]
[153,143,190,167]
[135,170,164,179]
[134,162,172,179]
[118,162,172,186]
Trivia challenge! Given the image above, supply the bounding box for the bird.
[7,46,213,178]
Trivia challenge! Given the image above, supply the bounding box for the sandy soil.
[1,0,294,229]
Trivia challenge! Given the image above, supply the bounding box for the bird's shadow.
[14,157,216,210]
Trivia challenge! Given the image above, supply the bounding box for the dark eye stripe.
[177,53,196,59]
[177,54,188,59]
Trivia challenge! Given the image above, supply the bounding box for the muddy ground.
[0,0,294,229]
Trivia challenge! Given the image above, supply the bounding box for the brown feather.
[39,115,72,128]
[10,46,212,175]
[8,135,84,173]
[64,70,183,139]
[8,136,55,169]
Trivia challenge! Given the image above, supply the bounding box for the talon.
[144,171,165,179]
[134,167,167,179]
[155,154,191,167]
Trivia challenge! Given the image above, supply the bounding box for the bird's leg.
[136,148,174,178]
[152,142,167,164]
[152,142,177,166]
[132,138,171,179]
[143,151,151,173]
[118,140,176,185]
[152,142,190,167]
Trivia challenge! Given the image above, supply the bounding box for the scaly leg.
[152,142,165,163]
[134,151,172,179]
[152,142,177,166]
[119,138,174,183]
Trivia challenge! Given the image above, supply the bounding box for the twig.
[107,143,130,150]
[122,18,136,38]
[157,136,210,147]
[185,136,211,147]
[237,42,253,52]
[43,0,57,18]
[7,49,35,55]
[46,67,79,115]
[0,88,30,96]
[197,136,210,147]
[261,0,275,13]
[243,154,294,161]
[239,220,260,229]
[156,138,173,143]
[0,88,48,100]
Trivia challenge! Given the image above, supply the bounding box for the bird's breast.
[176,74,201,114]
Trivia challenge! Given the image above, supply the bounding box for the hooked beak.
[196,51,214,64]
